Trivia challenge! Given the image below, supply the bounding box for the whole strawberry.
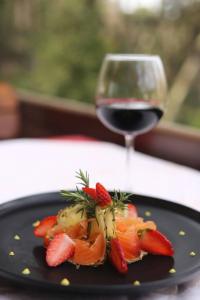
[82,187,97,200]
[96,183,112,208]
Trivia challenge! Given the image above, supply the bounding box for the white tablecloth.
[0,138,199,300]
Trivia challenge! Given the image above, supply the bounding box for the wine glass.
[95,54,167,191]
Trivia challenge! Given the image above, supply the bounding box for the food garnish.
[32,220,40,227]
[189,251,196,257]
[14,235,21,240]
[60,278,70,286]
[33,170,174,274]
[22,268,31,275]
[179,230,186,236]
[133,280,141,286]
[169,268,176,274]
[144,211,151,217]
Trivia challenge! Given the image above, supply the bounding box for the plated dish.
[34,171,174,274]
[0,173,199,295]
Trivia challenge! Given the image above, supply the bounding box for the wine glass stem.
[125,134,135,192]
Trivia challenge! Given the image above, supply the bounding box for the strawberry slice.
[44,235,51,248]
[109,238,128,274]
[82,187,97,200]
[127,204,137,218]
[34,216,57,237]
[140,229,174,256]
[96,183,112,208]
[46,233,75,267]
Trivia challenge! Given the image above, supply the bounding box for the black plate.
[0,192,199,295]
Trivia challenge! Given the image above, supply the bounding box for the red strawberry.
[96,183,112,208]
[46,233,75,267]
[109,238,128,274]
[44,235,51,248]
[34,216,57,238]
[127,204,137,218]
[82,187,97,200]
[140,229,174,256]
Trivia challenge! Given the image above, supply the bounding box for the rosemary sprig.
[61,171,96,218]
[112,190,131,211]
[76,169,89,187]
[60,189,87,203]
[61,188,96,216]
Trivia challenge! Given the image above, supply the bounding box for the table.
[0,138,199,300]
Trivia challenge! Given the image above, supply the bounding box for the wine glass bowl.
[96,54,167,136]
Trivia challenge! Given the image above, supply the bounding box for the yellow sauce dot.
[32,220,40,227]
[190,251,196,257]
[133,280,140,286]
[14,235,21,240]
[60,278,70,286]
[22,268,31,275]
[145,211,151,217]
[179,230,186,236]
[169,268,176,274]
[9,251,15,256]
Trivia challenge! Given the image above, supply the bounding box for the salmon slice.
[71,233,106,266]
[48,220,87,239]
[117,225,141,263]
[65,220,88,239]
[136,220,156,232]
[116,217,156,232]
[116,217,156,263]
[44,220,88,247]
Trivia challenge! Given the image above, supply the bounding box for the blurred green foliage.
[26,0,112,102]
[0,0,113,102]
[0,0,200,127]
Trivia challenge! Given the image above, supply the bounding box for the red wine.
[96,100,163,135]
